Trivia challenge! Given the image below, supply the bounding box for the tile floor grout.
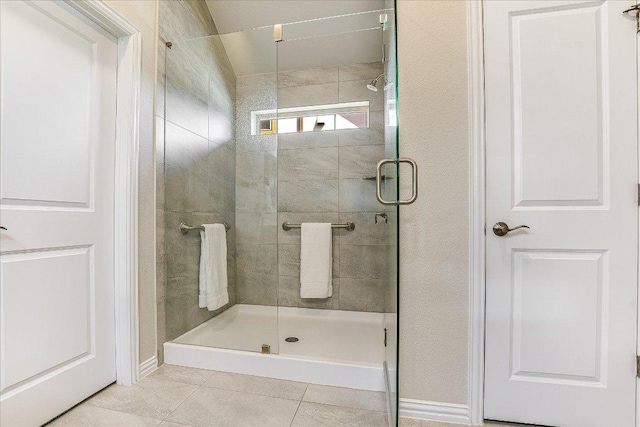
[288,383,308,427]
[161,381,201,423]
[51,364,389,427]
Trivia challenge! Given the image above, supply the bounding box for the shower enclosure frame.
[161,4,403,425]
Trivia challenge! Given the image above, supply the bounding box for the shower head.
[367,74,385,92]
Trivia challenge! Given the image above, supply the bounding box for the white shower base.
[164,304,386,391]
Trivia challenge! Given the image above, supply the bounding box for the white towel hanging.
[199,224,229,311]
[300,223,332,299]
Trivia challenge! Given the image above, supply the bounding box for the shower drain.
[285,337,299,343]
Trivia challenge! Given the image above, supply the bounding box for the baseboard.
[138,355,158,380]
[399,399,471,425]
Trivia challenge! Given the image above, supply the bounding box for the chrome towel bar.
[180,222,231,234]
[282,222,355,231]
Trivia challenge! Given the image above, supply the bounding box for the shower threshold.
[164,304,386,391]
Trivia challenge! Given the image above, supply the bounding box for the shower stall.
[161,3,406,425]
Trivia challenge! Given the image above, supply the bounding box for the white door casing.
[484,1,638,426]
[0,1,120,425]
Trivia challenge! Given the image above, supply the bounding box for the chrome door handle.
[376,158,418,205]
[623,4,640,32]
[492,222,530,237]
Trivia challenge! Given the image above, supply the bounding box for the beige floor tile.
[399,417,425,426]
[148,364,214,385]
[158,422,193,427]
[166,386,300,427]
[86,378,198,420]
[303,384,387,412]
[202,370,308,400]
[291,401,387,427]
[421,421,468,427]
[48,404,162,426]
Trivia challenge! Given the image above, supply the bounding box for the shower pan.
[161,3,405,425]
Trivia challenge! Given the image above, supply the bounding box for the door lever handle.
[623,4,640,32]
[0,226,6,231]
[493,222,529,237]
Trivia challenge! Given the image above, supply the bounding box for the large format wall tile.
[278,66,339,88]
[235,63,389,313]
[278,275,340,310]
[339,79,384,112]
[236,212,277,245]
[278,147,339,181]
[339,278,386,312]
[339,62,384,82]
[339,211,389,246]
[236,181,277,213]
[278,131,339,150]
[340,245,390,280]
[338,111,384,147]
[339,179,381,212]
[339,145,385,179]
[236,151,277,184]
[160,0,237,347]
[278,180,339,213]
[278,82,339,109]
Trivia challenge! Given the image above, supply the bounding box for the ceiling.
[205,0,387,76]
[205,0,385,35]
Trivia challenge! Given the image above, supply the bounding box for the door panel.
[512,3,607,208]
[484,1,638,426]
[0,1,118,425]
[1,247,94,391]
[1,0,94,207]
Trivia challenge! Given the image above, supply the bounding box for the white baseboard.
[138,355,158,380]
[399,399,471,425]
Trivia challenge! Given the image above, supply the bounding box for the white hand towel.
[199,224,229,311]
[300,223,332,299]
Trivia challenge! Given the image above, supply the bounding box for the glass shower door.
[163,26,280,355]
[381,2,400,424]
[276,7,402,426]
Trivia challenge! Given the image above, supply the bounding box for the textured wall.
[397,1,471,404]
[235,62,393,312]
[158,0,237,348]
[104,0,159,366]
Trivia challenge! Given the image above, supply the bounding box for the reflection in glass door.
[276,6,401,425]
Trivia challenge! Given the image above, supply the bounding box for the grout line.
[289,384,309,427]
[198,382,307,402]
[301,400,388,415]
[161,384,200,422]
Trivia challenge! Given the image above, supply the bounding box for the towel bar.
[282,222,355,231]
[180,222,231,234]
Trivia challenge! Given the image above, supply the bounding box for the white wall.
[397,0,471,405]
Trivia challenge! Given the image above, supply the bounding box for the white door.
[484,1,638,426]
[0,1,118,425]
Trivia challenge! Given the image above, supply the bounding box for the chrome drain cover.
[285,337,299,343]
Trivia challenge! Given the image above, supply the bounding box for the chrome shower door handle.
[376,159,396,205]
[375,157,419,205]
[397,158,418,205]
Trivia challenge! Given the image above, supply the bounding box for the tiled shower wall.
[235,62,394,312]
[157,0,237,358]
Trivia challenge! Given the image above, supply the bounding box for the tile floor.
[48,364,389,427]
[399,420,516,427]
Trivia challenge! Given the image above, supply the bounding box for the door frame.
[466,0,640,425]
[467,0,485,424]
[63,0,142,386]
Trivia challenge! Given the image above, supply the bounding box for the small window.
[252,102,369,136]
